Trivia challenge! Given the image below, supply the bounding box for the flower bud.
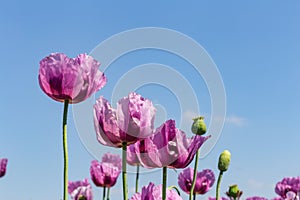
[226,184,243,199]
[79,196,87,200]
[218,150,231,172]
[191,116,206,135]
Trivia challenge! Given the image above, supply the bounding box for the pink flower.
[94,92,156,147]
[68,178,93,200]
[178,168,215,195]
[90,153,121,188]
[0,158,8,178]
[39,53,106,103]
[134,119,209,168]
[275,177,300,198]
[131,182,183,200]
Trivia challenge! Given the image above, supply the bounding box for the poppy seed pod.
[79,196,87,200]
[218,150,231,172]
[191,116,207,135]
[227,184,242,198]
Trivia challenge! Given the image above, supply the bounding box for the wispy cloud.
[225,115,246,126]
[247,178,265,189]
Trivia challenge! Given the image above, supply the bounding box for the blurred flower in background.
[131,182,183,200]
[178,167,215,195]
[0,158,8,178]
[68,178,93,200]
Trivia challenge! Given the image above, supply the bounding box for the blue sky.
[0,1,300,199]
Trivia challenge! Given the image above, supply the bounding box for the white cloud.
[247,178,265,189]
[225,115,246,126]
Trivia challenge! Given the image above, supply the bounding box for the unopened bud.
[218,150,231,172]
[191,116,206,135]
[79,195,87,200]
[227,184,243,199]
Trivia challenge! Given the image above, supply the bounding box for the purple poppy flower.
[127,144,140,166]
[0,158,8,178]
[39,53,106,103]
[131,182,183,200]
[246,197,268,200]
[178,168,215,195]
[133,119,209,169]
[275,177,300,198]
[90,153,122,188]
[68,178,93,200]
[94,92,156,147]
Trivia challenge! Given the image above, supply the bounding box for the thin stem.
[103,186,106,200]
[62,99,69,200]
[162,167,167,200]
[193,194,196,200]
[106,187,110,200]
[122,142,128,200]
[189,150,200,200]
[216,171,224,200]
[135,164,140,193]
[168,186,181,196]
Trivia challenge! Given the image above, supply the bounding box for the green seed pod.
[79,195,87,200]
[191,116,206,135]
[228,185,239,198]
[218,150,231,172]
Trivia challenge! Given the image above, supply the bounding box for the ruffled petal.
[94,96,122,147]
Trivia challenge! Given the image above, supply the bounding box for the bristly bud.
[218,150,231,172]
[226,184,243,199]
[191,116,207,135]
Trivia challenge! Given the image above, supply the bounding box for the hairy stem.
[216,171,224,200]
[189,150,199,200]
[62,99,69,200]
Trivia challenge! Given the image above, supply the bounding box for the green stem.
[106,187,110,200]
[103,186,106,200]
[122,142,128,200]
[216,171,224,200]
[168,186,181,196]
[162,167,167,200]
[135,164,140,193]
[189,150,199,200]
[62,99,69,200]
